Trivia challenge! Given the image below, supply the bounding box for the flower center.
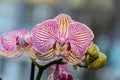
[59,38,65,46]
[54,38,71,56]
[16,35,31,48]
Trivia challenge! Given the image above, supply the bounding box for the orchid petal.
[35,49,56,61]
[64,51,85,64]
[59,65,68,72]
[27,47,36,59]
[48,64,73,80]
[54,14,73,38]
[67,22,94,56]
[17,29,29,34]
[50,64,68,73]
[1,29,29,52]
[0,48,24,58]
[32,20,59,53]
[47,72,73,80]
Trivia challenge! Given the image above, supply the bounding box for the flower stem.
[30,61,35,80]
[32,59,41,68]
[0,77,2,80]
[36,67,44,80]
[43,58,63,69]
[77,64,86,68]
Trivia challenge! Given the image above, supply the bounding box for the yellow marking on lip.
[55,43,60,55]
[60,44,67,54]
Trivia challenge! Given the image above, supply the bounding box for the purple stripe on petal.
[32,19,59,54]
[67,22,94,56]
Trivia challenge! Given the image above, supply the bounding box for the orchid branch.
[30,62,35,80]
[32,58,64,80]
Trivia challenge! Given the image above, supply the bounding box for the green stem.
[30,62,35,80]
[36,67,44,80]
[77,64,86,68]
[77,61,88,68]
[32,59,41,68]
[43,58,63,69]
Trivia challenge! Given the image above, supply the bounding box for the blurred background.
[0,0,120,80]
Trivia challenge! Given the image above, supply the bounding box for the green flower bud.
[86,43,100,58]
[87,53,107,69]
[85,43,100,66]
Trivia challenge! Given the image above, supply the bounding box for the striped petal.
[59,64,68,72]
[67,22,94,56]
[32,20,59,53]
[1,29,29,52]
[27,47,36,59]
[0,48,24,58]
[64,51,85,64]
[35,49,56,61]
[47,71,73,80]
[50,64,68,73]
[54,14,73,38]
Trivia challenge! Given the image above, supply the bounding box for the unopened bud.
[86,43,100,58]
[87,53,107,69]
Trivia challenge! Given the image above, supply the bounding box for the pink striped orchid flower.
[0,29,36,59]
[32,14,94,64]
[47,64,73,80]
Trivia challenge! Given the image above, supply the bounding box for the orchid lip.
[53,40,71,57]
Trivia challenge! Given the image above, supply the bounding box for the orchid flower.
[32,14,94,64]
[47,64,73,80]
[0,29,36,59]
